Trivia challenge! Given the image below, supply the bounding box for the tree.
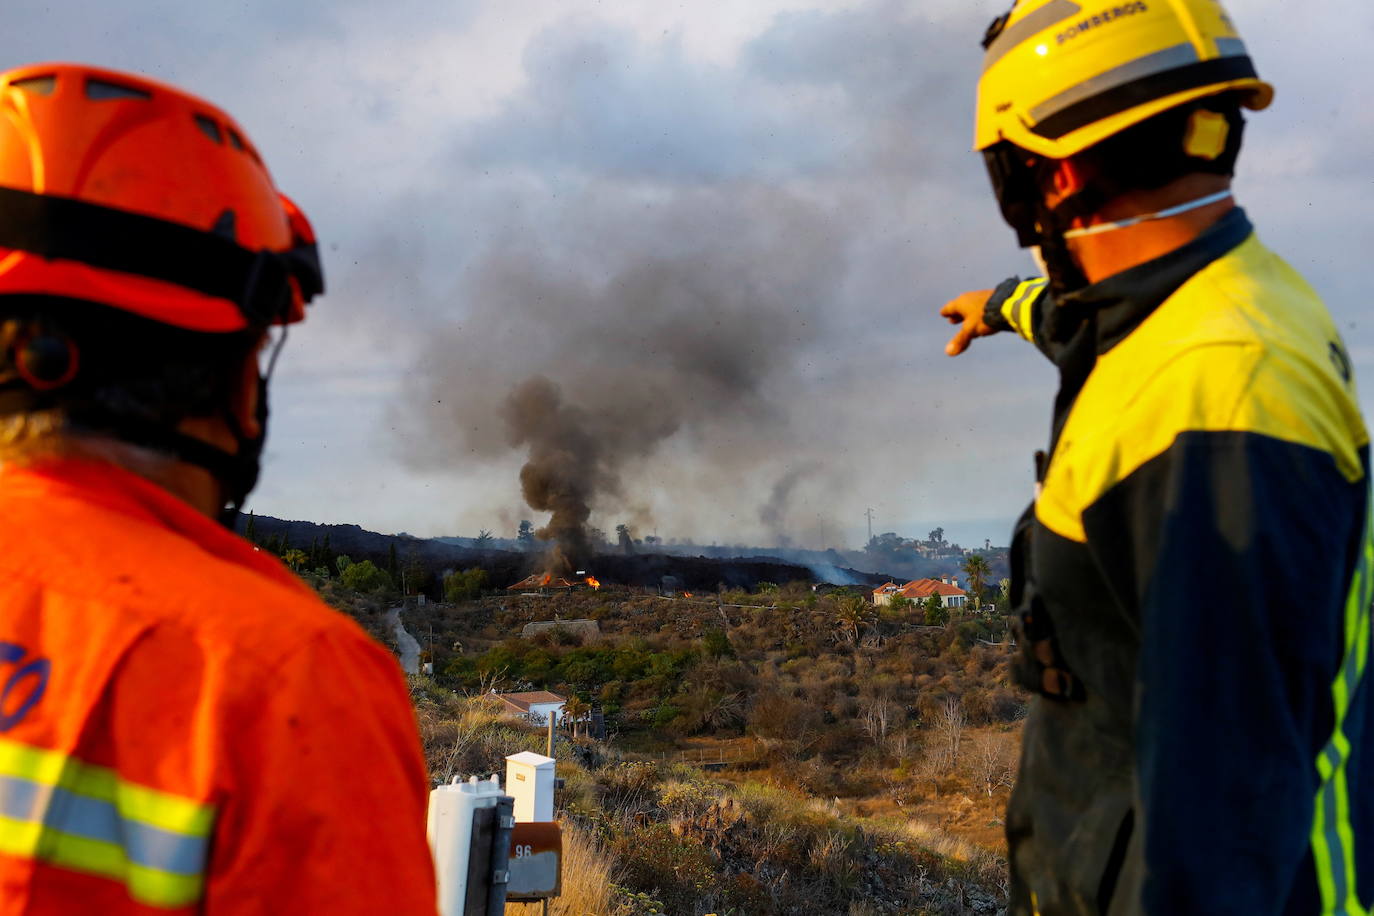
[402,554,427,596]
[962,555,992,612]
[835,596,868,646]
[387,542,398,575]
[934,695,966,770]
[703,627,733,658]
[616,524,634,555]
[866,531,907,558]
[341,559,393,594]
[861,695,894,746]
[561,695,591,738]
[517,520,536,551]
[244,512,257,544]
[928,527,945,546]
[335,554,353,573]
[887,594,915,614]
[282,549,308,572]
[474,529,494,550]
[444,567,489,602]
[924,594,949,626]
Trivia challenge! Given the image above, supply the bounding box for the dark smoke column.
[503,376,601,574]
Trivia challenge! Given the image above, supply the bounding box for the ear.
[1051,157,1088,198]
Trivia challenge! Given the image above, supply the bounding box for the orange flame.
[585,576,601,589]
[683,591,694,598]
[539,573,552,586]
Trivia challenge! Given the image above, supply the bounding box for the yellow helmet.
[975,0,1274,159]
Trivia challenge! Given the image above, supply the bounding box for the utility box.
[505,751,555,823]
[427,775,514,916]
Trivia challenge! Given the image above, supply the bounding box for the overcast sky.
[4,1,1370,549]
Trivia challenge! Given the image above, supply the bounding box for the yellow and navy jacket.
[983,209,1372,915]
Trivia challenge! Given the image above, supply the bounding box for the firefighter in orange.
[0,64,437,912]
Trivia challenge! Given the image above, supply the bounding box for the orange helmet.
[0,62,323,331]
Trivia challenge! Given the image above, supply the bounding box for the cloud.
[459,20,837,183]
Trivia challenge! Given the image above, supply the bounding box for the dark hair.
[0,296,260,428]
[1074,92,1247,194]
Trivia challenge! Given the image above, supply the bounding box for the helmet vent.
[194,114,224,144]
[10,76,55,96]
[227,128,245,151]
[211,208,237,241]
[86,78,151,102]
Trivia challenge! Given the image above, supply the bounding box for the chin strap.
[0,326,285,529]
[1061,190,1232,239]
[64,402,264,527]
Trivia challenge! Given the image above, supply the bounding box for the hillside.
[399,582,1020,914]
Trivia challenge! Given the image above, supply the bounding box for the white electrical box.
[427,775,506,915]
[505,751,556,823]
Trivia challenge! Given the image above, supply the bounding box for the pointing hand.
[940,289,997,356]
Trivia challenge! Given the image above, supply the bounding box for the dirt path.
[388,607,421,675]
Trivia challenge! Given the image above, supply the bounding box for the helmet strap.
[0,323,286,530]
[1061,190,1233,239]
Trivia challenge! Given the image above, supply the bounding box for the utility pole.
[865,507,876,543]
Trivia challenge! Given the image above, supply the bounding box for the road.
[387,607,422,675]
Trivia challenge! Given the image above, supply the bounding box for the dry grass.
[507,824,620,916]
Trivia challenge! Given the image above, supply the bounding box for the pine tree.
[244,512,257,544]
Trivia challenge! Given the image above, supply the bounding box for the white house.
[872,575,969,609]
[491,690,566,726]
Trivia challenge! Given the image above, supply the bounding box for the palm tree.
[962,555,992,613]
[835,596,869,646]
[561,695,590,738]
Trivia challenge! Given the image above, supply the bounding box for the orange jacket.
[0,459,437,914]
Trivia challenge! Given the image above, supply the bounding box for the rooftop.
[491,690,566,712]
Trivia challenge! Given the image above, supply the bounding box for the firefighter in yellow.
[940,1,1372,913]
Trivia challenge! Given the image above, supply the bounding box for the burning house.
[506,572,602,595]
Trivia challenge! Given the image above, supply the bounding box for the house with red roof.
[487,690,567,726]
[872,575,968,609]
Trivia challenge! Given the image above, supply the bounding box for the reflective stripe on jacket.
[0,459,437,914]
[992,209,1373,915]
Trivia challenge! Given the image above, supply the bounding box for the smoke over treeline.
[398,11,1011,563]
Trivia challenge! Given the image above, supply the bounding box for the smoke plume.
[405,183,849,565]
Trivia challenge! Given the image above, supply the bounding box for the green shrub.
[341,559,393,594]
[703,627,733,658]
[444,567,488,601]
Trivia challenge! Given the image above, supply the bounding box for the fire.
[539,573,552,586]
[683,592,694,598]
[585,576,601,589]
